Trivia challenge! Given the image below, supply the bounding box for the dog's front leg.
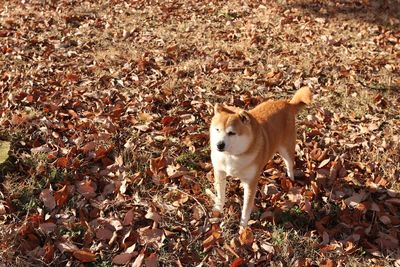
[240,179,257,227]
[213,170,227,212]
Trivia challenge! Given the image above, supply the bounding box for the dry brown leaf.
[344,191,367,208]
[202,234,217,251]
[131,251,145,267]
[39,189,56,210]
[112,253,134,265]
[123,209,135,226]
[145,207,161,223]
[0,202,6,215]
[55,241,79,253]
[72,249,96,262]
[319,258,336,267]
[54,185,69,207]
[230,258,245,267]
[43,241,55,263]
[318,158,331,168]
[320,243,340,253]
[96,228,113,240]
[39,222,57,234]
[260,242,275,254]
[379,215,391,225]
[239,227,254,246]
[109,219,123,231]
[55,157,68,168]
[139,228,164,248]
[76,180,96,198]
[125,243,137,254]
[145,253,158,267]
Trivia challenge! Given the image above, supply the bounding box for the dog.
[209,87,312,227]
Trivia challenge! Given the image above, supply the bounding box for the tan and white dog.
[210,87,312,227]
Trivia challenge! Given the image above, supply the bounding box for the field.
[0,0,399,266]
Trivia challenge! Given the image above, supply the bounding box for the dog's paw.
[213,203,224,213]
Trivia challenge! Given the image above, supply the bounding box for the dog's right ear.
[214,103,224,114]
[239,111,251,124]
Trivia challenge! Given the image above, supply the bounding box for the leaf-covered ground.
[0,0,399,266]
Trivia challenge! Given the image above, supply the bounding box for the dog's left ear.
[239,111,250,124]
[214,103,224,114]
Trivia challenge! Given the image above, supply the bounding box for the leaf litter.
[0,0,399,266]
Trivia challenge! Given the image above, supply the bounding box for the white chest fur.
[211,151,258,180]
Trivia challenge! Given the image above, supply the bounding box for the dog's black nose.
[217,141,225,151]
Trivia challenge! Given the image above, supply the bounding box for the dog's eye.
[228,131,236,136]
[215,128,220,132]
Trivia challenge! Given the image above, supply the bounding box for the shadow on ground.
[285,0,400,29]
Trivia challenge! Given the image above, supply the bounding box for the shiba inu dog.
[210,87,312,227]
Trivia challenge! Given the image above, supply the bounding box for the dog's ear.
[239,111,250,124]
[214,103,224,114]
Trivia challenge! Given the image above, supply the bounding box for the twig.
[167,186,209,230]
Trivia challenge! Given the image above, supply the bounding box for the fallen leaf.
[145,207,161,223]
[0,141,10,164]
[139,228,164,248]
[96,228,113,240]
[0,202,6,215]
[39,222,57,234]
[344,191,367,208]
[318,158,331,168]
[72,250,96,262]
[54,185,69,207]
[39,189,56,210]
[239,227,254,246]
[319,258,336,267]
[109,219,123,231]
[55,157,68,168]
[43,241,55,263]
[379,215,391,225]
[145,253,158,267]
[55,241,79,253]
[230,258,245,267]
[131,251,145,267]
[76,180,96,198]
[123,209,135,226]
[112,253,134,265]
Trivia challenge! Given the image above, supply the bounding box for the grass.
[176,147,210,171]
[176,151,200,170]
[3,172,40,214]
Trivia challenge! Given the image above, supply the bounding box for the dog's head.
[210,104,254,155]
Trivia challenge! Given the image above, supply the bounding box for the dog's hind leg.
[278,146,295,181]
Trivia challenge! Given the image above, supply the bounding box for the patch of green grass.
[176,151,200,170]
[36,167,63,189]
[59,224,85,238]
[271,226,286,246]
[92,260,112,267]
[49,167,65,183]
[268,224,320,263]
[11,187,39,212]
[176,146,210,171]
[276,206,310,229]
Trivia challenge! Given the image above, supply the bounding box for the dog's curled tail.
[290,86,312,111]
